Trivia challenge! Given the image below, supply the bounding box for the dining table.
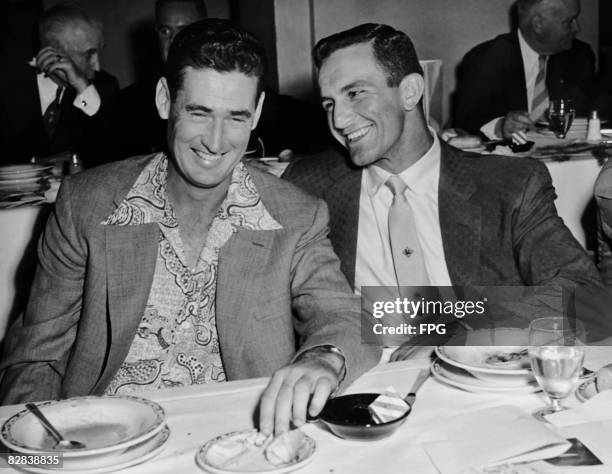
[1,346,611,474]
[484,118,611,251]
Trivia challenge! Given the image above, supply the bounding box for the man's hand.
[496,111,536,140]
[259,352,343,436]
[36,47,90,94]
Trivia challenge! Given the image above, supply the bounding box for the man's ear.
[251,91,265,130]
[155,77,171,120]
[398,73,424,111]
[531,13,544,34]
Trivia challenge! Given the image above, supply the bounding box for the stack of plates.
[433,344,539,393]
[0,164,53,193]
[1,396,169,473]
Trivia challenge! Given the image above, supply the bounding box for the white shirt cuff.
[480,117,503,140]
[73,84,101,116]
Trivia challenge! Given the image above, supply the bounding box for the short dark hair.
[313,23,423,87]
[39,1,102,48]
[154,0,207,23]
[165,19,267,100]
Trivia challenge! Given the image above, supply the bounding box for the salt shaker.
[586,110,602,142]
[69,153,84,174]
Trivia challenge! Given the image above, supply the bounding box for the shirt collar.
[364,128,440,197]
[103,154,282,231]
[518,28,542,73]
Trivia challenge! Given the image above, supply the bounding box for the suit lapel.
[324,166,362,289]
[439,143,482,285]
[91,166,160,392]
[216,228,277,377]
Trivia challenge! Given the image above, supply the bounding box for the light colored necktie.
[386,176,430,288]
[530,55,549,121]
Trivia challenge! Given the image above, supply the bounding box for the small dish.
[316,393,411,441]
[196,429,315,474]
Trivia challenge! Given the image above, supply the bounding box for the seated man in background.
[284,23,601,359]
[453,0,604,140]
[0,19,379,436]
[0,1,120,167]
[119,0,331,158]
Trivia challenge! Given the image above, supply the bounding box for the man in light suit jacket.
[284,23,601,358]
[0,19,379,436]
[453,0,604,139]
[0,2,120,167]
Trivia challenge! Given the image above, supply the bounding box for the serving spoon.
[25,403,86,450]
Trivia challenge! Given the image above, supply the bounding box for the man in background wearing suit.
[0,19,378,436]
[119,0,331,158]
[0,2,120,167]
[284,23,600,359]
[453,0,603,139]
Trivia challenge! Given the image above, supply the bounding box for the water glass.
[548,99,575,138]
[528,317,585,421]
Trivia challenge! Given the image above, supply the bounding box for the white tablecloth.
[1,347,610,473]
[0,205,49,341]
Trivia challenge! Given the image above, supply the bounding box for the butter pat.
[368,386,409,424]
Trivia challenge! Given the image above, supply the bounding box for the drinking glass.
[548,99,575,138]
[528,317,585,421]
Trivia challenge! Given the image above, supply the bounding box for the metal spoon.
[25,403,86,450]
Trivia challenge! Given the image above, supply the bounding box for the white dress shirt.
[37,73,101,117]
[480,29,546,139]
[354,131,452,298]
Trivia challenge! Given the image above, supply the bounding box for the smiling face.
[318,42,411,171]
[156,67,263,198]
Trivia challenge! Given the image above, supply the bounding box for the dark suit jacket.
[453,31,599,134]
[0,60,120,168]
[0,154,379,404]
[284,142,601,293]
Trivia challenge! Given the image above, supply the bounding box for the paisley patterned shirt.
[103,154,281,395]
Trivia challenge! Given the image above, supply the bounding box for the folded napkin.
[420,406,570,474]
[545,390,612,427]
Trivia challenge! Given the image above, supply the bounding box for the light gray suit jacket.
[0,155,379,404]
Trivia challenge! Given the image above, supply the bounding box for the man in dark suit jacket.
[453,0,603,139]
[0,2,120,167]
[284,23,601,357]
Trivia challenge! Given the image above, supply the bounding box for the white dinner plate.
[0,164,53,179]
[0,176,42,187]
[196,429,315,474]
[431,360,540,394]
[23,425,170,474]
[437,328,531,373]
[1,395,165,457]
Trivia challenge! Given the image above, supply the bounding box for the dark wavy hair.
[313,23,423,87]
[165,18,267,100]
